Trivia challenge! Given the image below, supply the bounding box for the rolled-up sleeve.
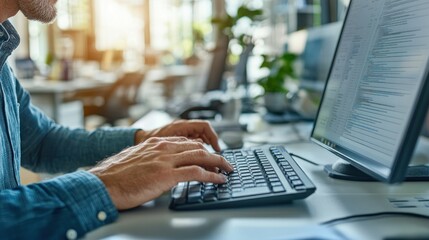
[0,171,118,239]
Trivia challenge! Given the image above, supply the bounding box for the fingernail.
[223,175,228,183]
[228,164,234,172]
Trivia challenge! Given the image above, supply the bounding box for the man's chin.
[25,11,57,24]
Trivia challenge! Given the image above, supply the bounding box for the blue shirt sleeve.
[0,171,119,239]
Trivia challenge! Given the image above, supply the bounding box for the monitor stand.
[325,159,429,182]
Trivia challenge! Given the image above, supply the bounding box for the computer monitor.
[287,22,342,93]
[311,0,429,183]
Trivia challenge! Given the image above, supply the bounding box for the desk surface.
[20,78,113,94]
[86,113,429,240]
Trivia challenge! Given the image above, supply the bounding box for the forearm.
[22,123,138,174]
[0,171,118,239]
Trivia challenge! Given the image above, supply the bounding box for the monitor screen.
[287,22,342,93]
[311,0,429,183]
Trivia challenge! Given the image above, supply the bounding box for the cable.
[320,211,429,226]
[289,152,321,166]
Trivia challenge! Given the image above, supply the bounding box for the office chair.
[72,71,146,125]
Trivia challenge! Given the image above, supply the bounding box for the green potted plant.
[257,52,298,113]
[211,5,263,46]
[211,4,263,66]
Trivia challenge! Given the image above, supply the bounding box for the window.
[57,0,91,30]
[150,0,213,60]
[93,0,145,52]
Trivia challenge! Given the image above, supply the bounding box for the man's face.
[17,0,58,23]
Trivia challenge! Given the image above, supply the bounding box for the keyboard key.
[202,193,217,202]
[187,192,202,203]
[171,184,187,205]
[292,180,304,186]
[254,173,264,178]
[242,180,254,185]
[188,185,201,194]
[242,176,253,181]
[255,179,266,184]
[289,176,300,181]
[272,186,285,192]
[232,186,271,198]
[218,192,231,200]
[256,182,268,187]
[270,181,282,187]
[294,185,306,191]
[269,177,280,183]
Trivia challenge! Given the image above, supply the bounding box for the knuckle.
[189,166,205,177]
[195,149,209,158]
[219,155,227,164]
[178,137,188,141]
[155,141,170,150]
[194,142,205,149]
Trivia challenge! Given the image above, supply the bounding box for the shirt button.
[0,32,4,38]
[97,211,107,221]
[66,229,77,240]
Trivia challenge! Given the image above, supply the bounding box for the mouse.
[220,131,244,149]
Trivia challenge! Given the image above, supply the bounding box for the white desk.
[20,79,113,128]
[86,113,429,240]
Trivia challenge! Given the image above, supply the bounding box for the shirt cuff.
[42,170,118,235]
[96,127,140,158]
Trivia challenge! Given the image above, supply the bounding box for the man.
[0,0,233,239]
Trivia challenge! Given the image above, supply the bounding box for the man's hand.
[89,137,233,210]
[135,120,221,152]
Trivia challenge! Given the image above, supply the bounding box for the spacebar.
[232,187,271,198]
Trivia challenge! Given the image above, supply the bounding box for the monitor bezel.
[310,0,429,183]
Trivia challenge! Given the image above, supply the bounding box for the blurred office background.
[8,0,349,183]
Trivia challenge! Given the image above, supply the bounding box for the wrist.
[134,129,151,145]
[89,169,124,210]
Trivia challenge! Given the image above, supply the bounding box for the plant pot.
[263,92,290,114]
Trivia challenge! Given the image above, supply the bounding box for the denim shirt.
[0,20,138,239]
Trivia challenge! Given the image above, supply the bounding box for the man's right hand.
[89,137,233,210]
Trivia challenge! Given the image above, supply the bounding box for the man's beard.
[17,0,57,23]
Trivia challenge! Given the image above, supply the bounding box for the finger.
[188,134,209,146]
[191,138,204,144]
[174,166,227,184]
[206,166,219,173]
[199,135,211,146]
[145,136,190,144]
[189,120,221,152]
[153,140,207,154]
[172,150,234,173]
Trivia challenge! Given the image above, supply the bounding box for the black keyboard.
[170,145,316,210]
